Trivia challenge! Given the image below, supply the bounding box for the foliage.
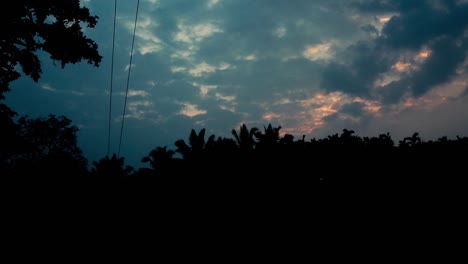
[174,128,215,160]
[231,124,258,151]
[142,146,175,168]
[91,154,134,178]
[0,104,19,169]
[0,0,102,99]
[16,114,84,160]
[1,114,88,177]
[1,112,467,192]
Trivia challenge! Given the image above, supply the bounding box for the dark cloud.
[315,113,371,139]
[361,24,379,36]
[378,80,409,104]
[409,37,466,96]
[321,0,468,103]
[195,0,362,62]
[352,0,420,13]
[6,0,468,169]
[152,80,198,101]
[321,41,395,97]
[341,102,366,116]
[379,1,468,50]
[211,57,321,103]
[197,108,242,136]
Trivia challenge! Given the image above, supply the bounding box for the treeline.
[2,110,467,192]
[1,1,466,202]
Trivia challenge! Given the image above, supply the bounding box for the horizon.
[5,0,468,169]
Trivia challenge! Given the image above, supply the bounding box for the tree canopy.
[0,0,102,99]
[1,114,88,178]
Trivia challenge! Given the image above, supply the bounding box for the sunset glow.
[5,0,467,168]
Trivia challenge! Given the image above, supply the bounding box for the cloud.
[178,102,207,117]
[341,102,366,116]
[406,38,466,97]
[188,63,216,77]
[167,20,224,60]
[192,82,217,97]
[119,100,155,121]
[170,66,186,73]
[121,14,164,55]
[236,54,257,61]
[207,0,220,9]
[187,62,234,77]
[318,0,468,104]
[303,41,335,61]
[273,25,287,38]
[41,83,56,92]
[360,24,379,37]
[173,21,223,44]
[11,0,468,169]
[215,92,235,102]
[378,39,466,102]
[320,41,391,97]
[127,90,149,97]
[124,63,136,72]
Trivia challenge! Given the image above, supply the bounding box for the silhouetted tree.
[0,0,102,98]
[142,146,175,169]
[400,132,422,148]
[141,146,176,175]
[231,124,258,152]
[279,134,295,145]
[91,154,134,179]
[0,104,19,173]
[8,114,88,178]
[254,124,282,150]
[210,137,238,152]
[174,128,215,160]
[16,115,82,158]
[363,133,394,150]
[206,136,238,165]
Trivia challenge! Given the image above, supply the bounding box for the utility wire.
[107,0,118,157]
[118,0,140,157]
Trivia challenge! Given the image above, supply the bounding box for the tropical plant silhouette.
[231,124,258,152]
[254,124,282,150]
[139,146,179,177]
[1,110,466,200]
[400,132,422,148]
[142,146,175,170]
[91,154,134,179]
[174,128,215,161]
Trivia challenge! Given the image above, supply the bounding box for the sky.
[6,0,468,169]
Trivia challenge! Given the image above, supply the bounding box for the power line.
[107,0,118,157]
[118,0,140,157]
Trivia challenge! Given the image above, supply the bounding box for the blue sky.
[6,0,468,168]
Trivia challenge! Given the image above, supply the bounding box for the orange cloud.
[392,61,412,72]
[179,103,207,117]
[303,41,334,61]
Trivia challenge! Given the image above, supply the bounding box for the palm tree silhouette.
[254,123,282,150]
[142,146,175,169]
[231,124,258,152]
[407,132,422,146]
[141,146,175,175]
[399,132,422,148]
[91,154,134,178]
[174,128,215,160]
